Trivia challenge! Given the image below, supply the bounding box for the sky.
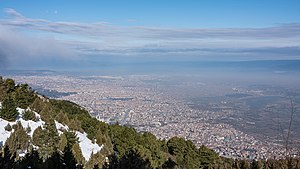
[0,0,300,70]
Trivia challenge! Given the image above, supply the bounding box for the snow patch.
[54,121,104,161]
[0,105,104,162]
[55,120,69,135]
[0,107,45,144]
[0,119,14,147]
[19,118,45,137]
[76,131,103,161]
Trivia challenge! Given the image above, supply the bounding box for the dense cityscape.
[9,74,300,160]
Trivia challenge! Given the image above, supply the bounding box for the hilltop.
[0,76,299,169]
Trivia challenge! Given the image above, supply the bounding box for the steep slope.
[0,77,113,168]
[0,105,105,163]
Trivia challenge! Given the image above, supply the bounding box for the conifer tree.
[72,143,85,165]
[44,120,60,154]
[0,146,16,169]
[58,134,68,152]
[4,123,12,131]
[17,149,43,169]
[23,109,36,121]
[68,118,83,132]
[5,122,30,156]
[13,84,36,109]
[0,95,18,121]
[4,78,15,93]
[43,150,64,169]
[32,122,60,160]
[63,145,77,169]
[85,152,106,169]
[30,97,45,113]
[0,76,6,101]
[55,110,70,125]
[26,125,31,133]
[64,130,79,147]
[39,104,54,123]
[32,126,44,146]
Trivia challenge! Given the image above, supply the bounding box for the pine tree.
[5,121,30,156]
[58,134,68,152]
[30,97,45,113]
[43,150,64,169]
[23,109,36,121]
[85,152,106,169]
[4,78,16,93]
[63,145,77,169]
[0,146,16,169]
[44,121,60,157]
[64,130,79,147]
[68,118,83,132]
[32,126,44,146]
[32,123,60,160]
[72,143,85,165]
[0,76,6,101]
[17,149,43,169]
[4,123,12,131]
[26,125,31,133]
[13,84,36,109]
[39,104,54,123]
[0,95,18,121]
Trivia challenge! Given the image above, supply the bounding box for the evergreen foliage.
[32,121,60,160]
[13,84,36,109]
[4,123,12,131]
[23,109,37,121]
[55,110,70,125]
[0,95,18,121]
[72,143,85,165]
[86,152,107,169]
[30,97,46,113]
[58,133,68,152]
[64,130,79,147]
[63,145,78,169]
[0,146,16,169]
[25,125,31,133]
[4,78,16,93]
[4,122,30,156]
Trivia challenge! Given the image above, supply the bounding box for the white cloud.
[0,8,300,62]
[0,25,76,68]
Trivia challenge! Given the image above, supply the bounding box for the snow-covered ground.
[0,104,103,161]
[55,120,103,161]
[0,107,44,146]
[76,131,103,161]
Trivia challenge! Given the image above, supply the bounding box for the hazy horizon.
[0,0,300,71]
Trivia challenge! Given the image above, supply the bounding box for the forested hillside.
[0,76,299,169]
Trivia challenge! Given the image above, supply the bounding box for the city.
[9,74,300,160]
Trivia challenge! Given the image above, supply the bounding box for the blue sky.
[1,0,300,27]
[0,0,300,69]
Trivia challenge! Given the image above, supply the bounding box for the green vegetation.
[4,123,12,131]
[0,95,18,121]
[23,109,37,121]
[5,121,30,157]
[0,76,300,169]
